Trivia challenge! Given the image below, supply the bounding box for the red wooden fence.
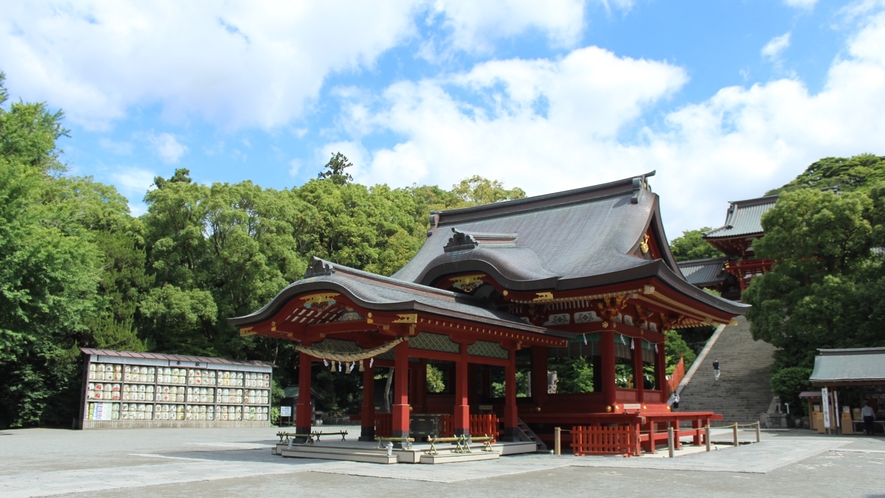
[373,413,498,439]
[470,414,499,441]
[667,353,685,394]
[571,425,640,456]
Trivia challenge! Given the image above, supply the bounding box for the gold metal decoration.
[448,274,486,293]
[300,292,340,307]
[639,234,650,254]
[239,327,256,337]
[391,313,418,324]
[533,291,554,302]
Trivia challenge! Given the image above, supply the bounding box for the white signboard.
[280,406,292,417]
[821,387,831,429]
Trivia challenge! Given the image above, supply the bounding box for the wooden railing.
[470,414,499,441]
[668,353,685,394]
[374,413,498,439]
[571,425,640,456]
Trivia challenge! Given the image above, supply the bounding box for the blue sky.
[3,0,884,239]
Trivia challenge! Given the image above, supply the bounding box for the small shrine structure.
[700,195,778,295]
[229,173,747,453]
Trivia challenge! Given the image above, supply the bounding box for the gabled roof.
[677,258,728,288]
[703,195,778,240]
[392,173,746,317]
[810,348,885,385]
[394,173,675,289]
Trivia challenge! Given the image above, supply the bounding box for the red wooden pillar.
[503,346,519,441]
[296,351,313,439]
[454,343,470,436]
[600,331,617,409]
[633,338,644,404]
[532,346,548,406]
[391,340,410,441]
[656,339,667,401]
[359,361,375,441]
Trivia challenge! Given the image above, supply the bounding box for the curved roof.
[228,258,549,335]
[704,195,778,240]
[678,257,728,288]
[392,173,746,316]
[810,348,885,385]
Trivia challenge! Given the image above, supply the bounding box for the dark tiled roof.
[704,195,778,240]
[228,258,552,335]
[394,173,672,289]
[392,173,746,316]
[677,257,728,287]
[79,348,272,367]
[810,348,885,383]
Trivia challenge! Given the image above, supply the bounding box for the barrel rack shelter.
[229,173,748,454]
[809,347,885,435]
[78,348,272,429]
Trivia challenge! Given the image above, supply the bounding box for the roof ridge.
[431,172,656,227]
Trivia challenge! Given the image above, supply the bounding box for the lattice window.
[468,341,509,359]
[409,332,459,353]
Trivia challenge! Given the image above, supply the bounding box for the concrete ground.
[1,425,884,497]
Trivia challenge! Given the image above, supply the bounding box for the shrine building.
[229,172,748,453]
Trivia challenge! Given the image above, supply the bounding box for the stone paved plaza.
[2,425,884,497]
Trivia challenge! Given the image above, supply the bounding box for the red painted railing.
[668,353,685,394]
[374,413,498,439]
[571,425,640,456]
[470,414,499,441]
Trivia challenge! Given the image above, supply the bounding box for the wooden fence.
[374,413,499,440]
[667,353,685,394]
[571,425,640,456]
[470,414,499,441]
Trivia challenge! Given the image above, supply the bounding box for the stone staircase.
[678,316,777,423]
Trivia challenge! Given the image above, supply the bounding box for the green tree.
[317,152,354,185]
[0,74,140,427]
[451,176,526,206]
[767,154,885,195]
[744,185,885,404]
[665,330,696,375]
[669,227,723,262]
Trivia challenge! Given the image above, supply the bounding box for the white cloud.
[332,9,885,239]
[428,0,587,52]
[147,132,188,164]
[109,166,156,216]
[0,1,596,131]
[783,0,817,9]
[761,32,791,62]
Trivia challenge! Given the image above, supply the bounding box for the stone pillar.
[601,330,617,408]
[359,360,375,441]
[454,343,470,437]
[391,340,410,442]
[296,352,313,440]
[503,346,519,441]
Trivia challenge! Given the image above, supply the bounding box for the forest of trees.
[0,77,534,428]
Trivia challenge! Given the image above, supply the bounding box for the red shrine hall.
[229,172,747,452]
